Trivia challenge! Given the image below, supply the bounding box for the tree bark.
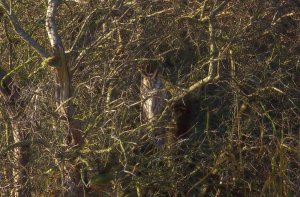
[0,0,101,195]
[0,68,31,197]
[46,1,84,195]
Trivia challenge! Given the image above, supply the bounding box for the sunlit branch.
[0,0,49,58]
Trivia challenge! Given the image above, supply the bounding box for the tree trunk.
[46,1,84,195]
[0,68,31,197]
[12,124,31,197]
[53,61,85,196]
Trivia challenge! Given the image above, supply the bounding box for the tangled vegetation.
[0,0,299,196]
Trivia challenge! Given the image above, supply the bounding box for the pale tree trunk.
[12,124,31,197]
[0,68,31,197]
[46,1,84,196]
[0,0,96,195]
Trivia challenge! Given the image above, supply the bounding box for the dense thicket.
[0,0,299,196]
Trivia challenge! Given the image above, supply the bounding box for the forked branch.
[172,0,228,102]
[0,0,49,57]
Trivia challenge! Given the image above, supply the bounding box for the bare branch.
[0,139,49,158]
[211,0,229,17]
[200,0,208,19]
[65,0,88,3]
[46,0,64,50]
[69,8,102,52]
[171,1,228,102]
[171,21,217,101]
[0,0,49,58]
[72,28,115,74]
